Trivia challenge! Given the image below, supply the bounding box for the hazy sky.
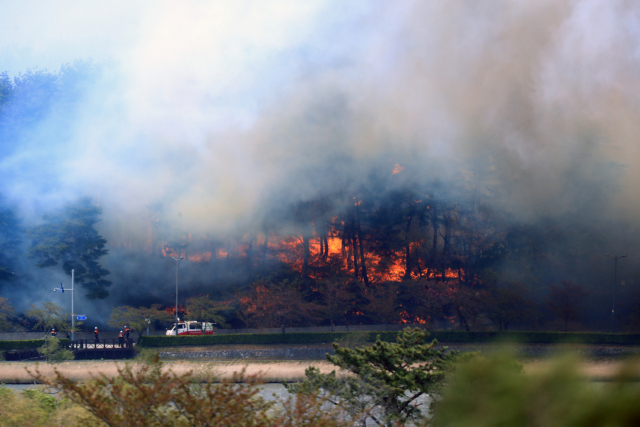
[2,0,640,240]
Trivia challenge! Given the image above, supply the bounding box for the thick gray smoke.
[2,1,640,324]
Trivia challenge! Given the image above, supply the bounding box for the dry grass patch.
[0,360,338,384]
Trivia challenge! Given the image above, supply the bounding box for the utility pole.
[606,255,626,333]
[72,269,74,340]
[171,255,184,329]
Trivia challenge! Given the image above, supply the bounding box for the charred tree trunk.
[355,206,369,287]
[262,226,268,264]
[441,214,451,280]
[457,306,470,332]
[341,219,348,260]
[429,203,438,279]
[404,246,411,280]
[351,221,359,280]
[403,213,414,281]
[212,240,218,281]
[247,234,253,277]
[302,234,310,278]
[323,236,329,261]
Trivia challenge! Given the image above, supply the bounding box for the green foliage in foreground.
[287,328,463,427]
[138,329,640,347]
[37,337,74,363]
[433,353,640,427]
[0,386,93,427]
[2,330,640,427]
[138,331,399,347]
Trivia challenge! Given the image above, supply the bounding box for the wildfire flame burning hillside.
[133,223,463,285]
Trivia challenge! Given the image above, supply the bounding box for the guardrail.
[67,338,135,360]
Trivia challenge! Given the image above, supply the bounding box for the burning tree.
[129,177,555,330]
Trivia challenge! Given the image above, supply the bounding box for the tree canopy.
[185,295,233,328]
[28,197,111,299]
[287,327,460,426]
[108,305,173,342]
[0,203,21,283]
[0,296,16,332]
[25,302,73,333]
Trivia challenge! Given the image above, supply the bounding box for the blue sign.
[77,315,87,320]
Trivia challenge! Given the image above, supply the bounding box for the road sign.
[77,315,87,320]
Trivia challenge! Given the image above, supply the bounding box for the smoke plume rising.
[1,0,640,327]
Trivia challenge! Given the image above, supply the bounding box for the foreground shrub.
[29,355,353,427]
[287,328,461,426]
[432,353,640,427]
[0,386,93,427]
[38,336,75,363]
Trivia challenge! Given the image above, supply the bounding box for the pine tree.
[28,197,111,299]
[287,327,461,426]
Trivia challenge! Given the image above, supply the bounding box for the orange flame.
[165,305,187,316]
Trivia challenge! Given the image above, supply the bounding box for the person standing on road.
[118,330,124,347]
[51,327,57,338]
[94,327,99,343]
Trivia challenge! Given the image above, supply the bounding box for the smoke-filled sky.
[2,0,640,246]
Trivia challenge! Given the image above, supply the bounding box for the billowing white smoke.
[1,0,640,247]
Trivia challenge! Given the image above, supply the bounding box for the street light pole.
[606,255,627,333]
[71,269,74,340]
[171,255,184,328]
[53,269,75,340]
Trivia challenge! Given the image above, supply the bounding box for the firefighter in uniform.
[51,327,57,338]
[124,325,130,344]
[118,330,124,347]
[94,327,99,343]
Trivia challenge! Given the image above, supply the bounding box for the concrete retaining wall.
[159,344,640,360]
